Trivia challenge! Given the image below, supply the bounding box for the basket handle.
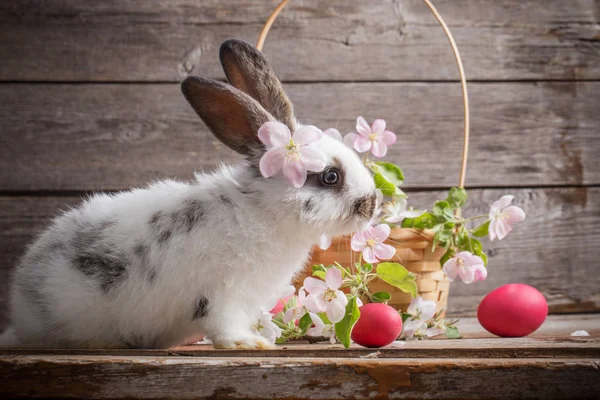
[257,0,469,189]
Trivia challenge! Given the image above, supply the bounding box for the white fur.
[3,135,375,349]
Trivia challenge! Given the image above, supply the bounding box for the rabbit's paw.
[213,333,276,350]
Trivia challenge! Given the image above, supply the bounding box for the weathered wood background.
[0,0,599,331]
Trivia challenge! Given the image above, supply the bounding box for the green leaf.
[440,248,455,266]
[376,262,418,298]
[334,296,361,348]
[401,312,412,323]
[373,162,404,186]
[373,172,403,197]
[361,263,373,273]
[470,238,489,266]
[318,312,332,326]
[432,200,454,220]
[283,296,298,312]
[402,212,436,229]
[446,187,468,208]
[471,220,490,237]
[298,313,313,334]
[372,291,392,302]
[313,271,326,280]
[433,228,453,250]
[446,325,462,339]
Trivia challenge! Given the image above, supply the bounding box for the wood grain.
[1,81,598,191]
[1,0,599,81]
[1,355,599,399]
[1,187,598,330]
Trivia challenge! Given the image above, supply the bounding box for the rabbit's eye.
[319,168,340,186]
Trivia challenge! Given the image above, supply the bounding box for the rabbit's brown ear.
[181,76,272,155]
[220,39,296,132]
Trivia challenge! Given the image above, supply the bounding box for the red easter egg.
[351,303,403,348]
[477,284,548,337]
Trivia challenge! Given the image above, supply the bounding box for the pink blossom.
[442,251,486,284]
[351,224,396,264]
[383,197,426,224]
[258,121,327,188]
[488,195,526,241]
[344,117,397,157]
[303,268,348,323]
[283,287,308,323]
[306,312,337,344]
[406,297,437,322]
[251,311,282,343]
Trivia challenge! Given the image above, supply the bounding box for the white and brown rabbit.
[0,39,377,349]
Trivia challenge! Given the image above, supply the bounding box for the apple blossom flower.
[488,195,526,241]
[401,318,428,340]
[351,224,396,264]
[383,197,426,224]
[323,128,343,142]
[258,121,327,188]
[426,319,448,338]
[306,312,337,344]
[442,251,486,284]
[251,311,282,342]
[406,297,437,322]
[344,117,397,158]
[283,287,308,323]
[303,268,348,323]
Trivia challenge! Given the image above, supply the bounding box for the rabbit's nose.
[353,193,377,219]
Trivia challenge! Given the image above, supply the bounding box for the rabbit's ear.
[219,39,296,132]
[181,76,272,155]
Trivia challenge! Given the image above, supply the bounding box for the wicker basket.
[258,0,470,316]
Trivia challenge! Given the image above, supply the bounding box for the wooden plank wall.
[0,0,599,331]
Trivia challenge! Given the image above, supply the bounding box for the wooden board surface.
[1,316,600,400]
[1,0,599,82]
[2,187,598,330]
[1,81,599,191]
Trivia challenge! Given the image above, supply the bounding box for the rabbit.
[0,39,377,349]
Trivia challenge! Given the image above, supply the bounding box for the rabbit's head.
[182,40,377,239]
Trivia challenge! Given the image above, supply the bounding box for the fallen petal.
[570,330,590,337]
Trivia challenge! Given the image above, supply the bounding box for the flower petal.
[504,205,526,224]
[494,218,513,240]
[303,294,326,313]
[282,159,307,188]
[403,209,426,219]
[488,218,498,241]
[491,195,514,213]
[299,145,327,172]
[303,277,327,294]
[258,121,291,147]
[323,128,343,142]
[356,116,371,136]
[351,231,367,251]
[354,135,372,153]
[283,307,300,323]
[458,265,476,284]
[326,298,347,323]
[325,268,343,290]
[442,258,459,281]
[371,119,386,134]
[371,224,391,242]
[335,290,349,306]
[373,243,396,261]
[473,265,488,282]
[370,140,388,158]
[307,313,324,336]
[294,125,323,145]
[259,147,285,178]
[381,130,397,145]
[280,285,296,298]
[362,247,379,263]
[343,132,358,149]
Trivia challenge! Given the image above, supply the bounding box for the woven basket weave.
[259,0,470,316]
